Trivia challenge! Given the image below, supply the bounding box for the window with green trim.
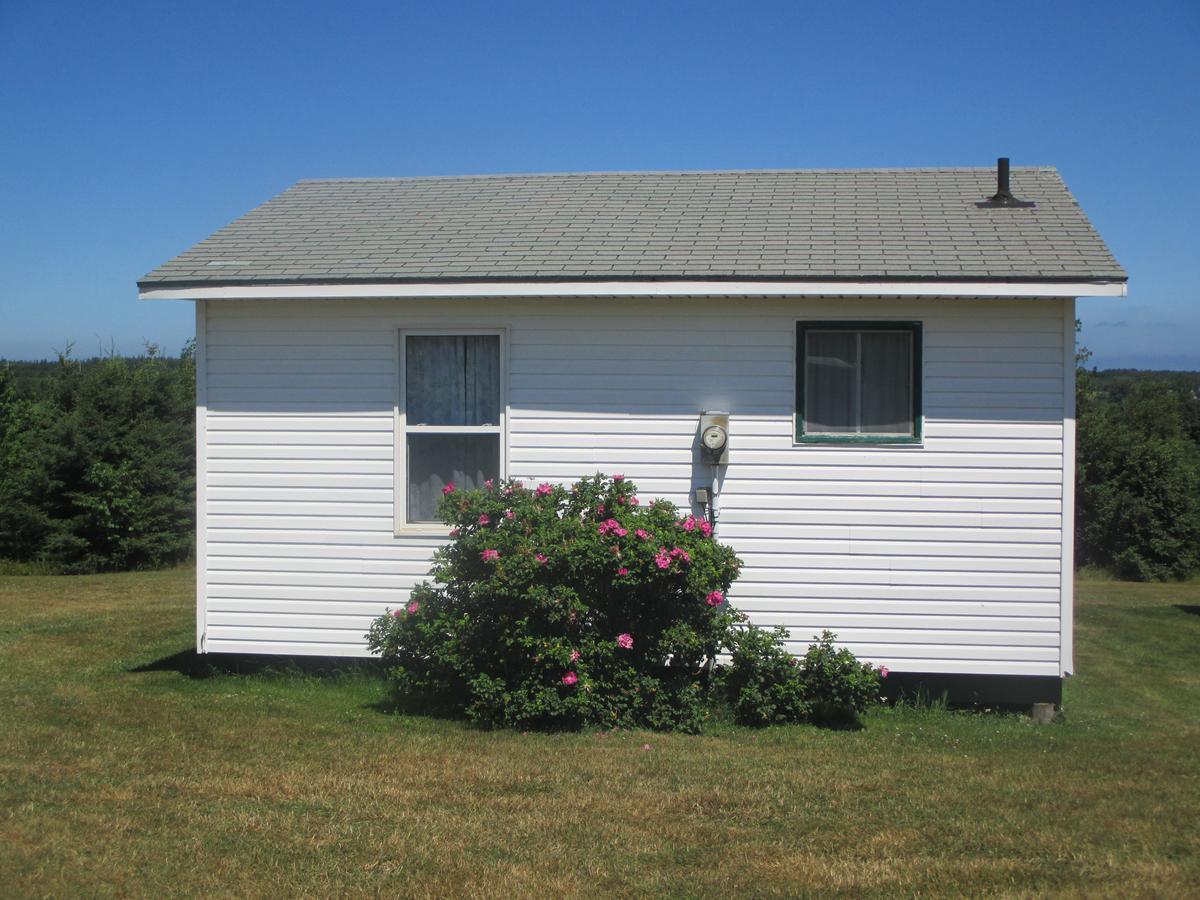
[796,322,922,442]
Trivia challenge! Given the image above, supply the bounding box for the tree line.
[1076,363,1200,580]
[0,345,1198,580]
[0,346,195,573]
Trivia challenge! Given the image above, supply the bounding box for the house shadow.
[129,648,212,678]
[129,649,384,681]
[1175,605,1200,617]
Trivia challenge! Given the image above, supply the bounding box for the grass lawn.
[1,569,1197,897]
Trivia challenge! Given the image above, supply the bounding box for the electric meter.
[698,411,729,464]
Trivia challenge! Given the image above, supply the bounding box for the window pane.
[406,335,500,426]
[861,332,913,434]
[407,433,500,522]
[805,331,857,433]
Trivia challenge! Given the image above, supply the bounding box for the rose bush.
[367,474,743,732]
[367,473,885,732]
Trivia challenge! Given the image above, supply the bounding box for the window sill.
[393,525,456,538]
[794,434,923,446]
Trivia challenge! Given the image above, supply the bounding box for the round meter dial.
[702,424,727,450]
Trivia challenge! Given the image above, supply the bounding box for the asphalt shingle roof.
[139,167,1126,287]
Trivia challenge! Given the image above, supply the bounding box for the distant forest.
[1087,369,1200,440]
[1,351,1198,580]
[1,353,192,393]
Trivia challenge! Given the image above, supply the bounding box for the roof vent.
[976,157,1036,209]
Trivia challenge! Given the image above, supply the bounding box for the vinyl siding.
[199,296,1069,676]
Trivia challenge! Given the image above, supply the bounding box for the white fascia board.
[139,279,1128,301]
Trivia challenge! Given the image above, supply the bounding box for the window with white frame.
[399,332,502,524]
[796,322,921,442]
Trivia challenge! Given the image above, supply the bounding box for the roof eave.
[138,277,1128,301]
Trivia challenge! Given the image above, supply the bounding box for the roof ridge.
[294,165,1059,185]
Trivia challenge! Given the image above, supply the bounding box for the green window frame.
[795,321,923,444]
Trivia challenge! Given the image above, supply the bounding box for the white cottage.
[140,163,1126,704]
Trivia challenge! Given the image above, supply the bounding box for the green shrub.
[798,630,887,724]
[724,626,883,726]
[723,623,811,725]
[367,474,744,732]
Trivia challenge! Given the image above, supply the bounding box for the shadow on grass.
[1175,604,1200,617]
[809,717,866,732]
[130,649,385,681]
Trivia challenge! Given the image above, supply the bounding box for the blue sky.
[1,0,1197,367]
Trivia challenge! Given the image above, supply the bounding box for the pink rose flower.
[478,514,490,526]
[616,633,633,649]
[705,590,724,606]
[392,609,404,617]
[442,482,456,495]
[629,496,639,506]
[406,600,420,614]
[654,549,672,569]
[617,567,629,576]
[597,504,605,515]
[536,482,554,496]
[614,526,628,538]
[682,516,697,532]
[448,527,460,537]
[670,547,691,564]
[699,520,713,537]
[570,649,580,662]
[613,474,624,482]
[484,479,494,489]
[562,671,578,686]
[535,553,549,564]
[504,509,514,519]
[635,529,650,540]
[880,666,889,679]
[481,549,500,562]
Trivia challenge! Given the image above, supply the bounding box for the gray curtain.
[805,331,857,433]
[860,332,912,433]
[406,335,500,426]
[806,330,912,435]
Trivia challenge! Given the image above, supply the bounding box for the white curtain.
[407,434,500,522]
[405,335,502,521]
[405,335,500,425]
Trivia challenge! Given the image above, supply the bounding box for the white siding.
[199,296,1070,676]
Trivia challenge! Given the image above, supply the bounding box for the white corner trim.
[1060,298,1077,677]
[194,300,208,654]
[139,279,1128,301]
